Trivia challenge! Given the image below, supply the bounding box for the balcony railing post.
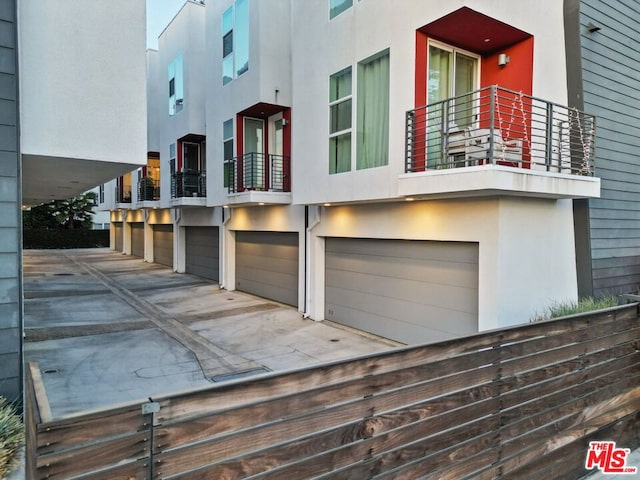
[489,86,496,164]
[546,103,554,171]
[405,110,414,173]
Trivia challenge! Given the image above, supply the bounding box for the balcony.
[399,86,600,199]
[137,178,160,201]
[170,170,206,206]
[226,153,291,205]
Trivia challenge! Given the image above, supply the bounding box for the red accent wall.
[177,140,183,172]
[236,113,244,156]
[480,37,534,94]
[415,31,428,109]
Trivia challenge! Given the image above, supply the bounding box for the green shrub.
[0,397,23,478]
[23,228,109,249]
[531,295,620,322]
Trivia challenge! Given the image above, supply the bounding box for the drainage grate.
[53,273,75,276]
[211,367,270,383]
[42,368,59,374]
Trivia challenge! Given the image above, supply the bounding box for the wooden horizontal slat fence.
[26,304,640,479]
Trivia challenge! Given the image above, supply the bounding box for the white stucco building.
[101,0,600,345]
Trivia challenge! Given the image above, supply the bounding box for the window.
[169,142,176,175]
[329,66,352,174]
[168,54,184,116]
[356,49,390,170]
[223,119,234,188]
[330,0,352,19]
[99,184,104,204]
[222,0,249,85]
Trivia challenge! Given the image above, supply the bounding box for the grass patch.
[0,397,24,479]
[531,295,620,322]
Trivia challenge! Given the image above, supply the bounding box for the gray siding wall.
[568,0,640,296]
[0,0,21,403]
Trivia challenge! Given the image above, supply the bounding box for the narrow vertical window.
[356,49,390,170]
[223,119,234,188]
[169,143,176,174]
[235,0,249,77]
[222,1,249,85]
[329,67,352,174]
[330,0,353,19]
[222,6,234,85]
[168,54,184,116]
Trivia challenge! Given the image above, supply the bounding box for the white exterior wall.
[310,197,577,330]
[158,1,206,210]
[205,0,292,207]
[290,0,568,205]
[147,49,162,154]
[18,0,147,204]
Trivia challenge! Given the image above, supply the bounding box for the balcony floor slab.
[398,165,601,200]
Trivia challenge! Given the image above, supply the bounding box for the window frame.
[329,66,353,174]
[223,119,234,188]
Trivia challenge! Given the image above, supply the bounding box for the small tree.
[23,192,97,230]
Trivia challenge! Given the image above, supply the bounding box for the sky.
[146,0,188,49]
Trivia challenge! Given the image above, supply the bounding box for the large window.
[356,49,390,170]
[222,0,249,85]
[330,0,352,19]
[168,54,184,116]
[223,119,233,188]
[329,66,352,174]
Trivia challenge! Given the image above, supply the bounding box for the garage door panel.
[153,225,173,268]
[326,253,478,289]
[326,238,478,264]
[325,272,478,315]
[236,231,298,307]
[325,303,465,344]
[185,227,219,281]
[236,243,298,262]
[235,254,298,274]
[236,266,297,289]
[236,278,297,307]
[325,238,478,344]
[131,223,144,258]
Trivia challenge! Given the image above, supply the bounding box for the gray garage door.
[236,231,298,307]
[113,222,123,252]
[325,238,478,344]
[153,224,173,268]
[131,223,144,258]
[185,226,219,281]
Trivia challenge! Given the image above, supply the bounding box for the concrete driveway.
[23,249,396,417]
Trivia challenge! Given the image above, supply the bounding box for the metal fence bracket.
[141,401,160,415]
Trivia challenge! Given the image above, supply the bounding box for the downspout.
[219,207,232,289]
[303,205,321,318]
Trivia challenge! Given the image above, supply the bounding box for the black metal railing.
[171,171,206,198]
[137,178,160,201]
[405,85,596,175]
[115,185,131,204]
[227,153,291,193]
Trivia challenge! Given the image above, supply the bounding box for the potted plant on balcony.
[139,176,156,201]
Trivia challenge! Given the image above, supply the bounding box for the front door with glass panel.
[269,114,284,191]
[244,118,264,189]
[427,43,479,168]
